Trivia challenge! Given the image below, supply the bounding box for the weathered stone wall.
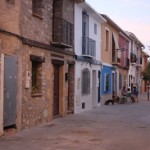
[21,45,53,129]
[0,0,22,133]
[0,0,75,132]
[0,0,20,34]
[21,0,53,44]
[62,0,74,23]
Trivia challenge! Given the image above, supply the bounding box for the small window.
[6,0,15,4]
[82,68,90,95]
[32,61,42,94]
[30,55,45,94]
[32,0,43,17]
[119,73,122,90]
[105,29,109,51]
[94,24,97,35]
[104,74,109,92]
[124,75,126,87]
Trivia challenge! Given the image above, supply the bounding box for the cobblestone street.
[0,93,150,150]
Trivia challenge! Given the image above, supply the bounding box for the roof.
[142,51,150,57]
[125,31,144,47]
[79,2,106,23]
[101,14,130,40]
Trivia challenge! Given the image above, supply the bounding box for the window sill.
[31,93,43,97]
[32,13,43,19]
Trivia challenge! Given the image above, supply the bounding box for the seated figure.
[131,86,139,103]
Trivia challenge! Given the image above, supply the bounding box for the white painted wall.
[74,61,100,114]
[74,4,102,61]
[74,3,103,113]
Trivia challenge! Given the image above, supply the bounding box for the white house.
[74,2,106,113]
[125,31,144,93]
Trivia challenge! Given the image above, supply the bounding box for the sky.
[86,0,150,54]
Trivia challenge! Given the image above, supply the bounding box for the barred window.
[31,61,42,94]
[32,0,43,17]
[82,68,90,95]
[30,55,45,94]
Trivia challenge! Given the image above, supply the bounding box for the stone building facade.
[0,0,84,136]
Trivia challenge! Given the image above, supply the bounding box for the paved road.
[0,93,150,150]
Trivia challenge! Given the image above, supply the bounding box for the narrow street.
[0,93,150,150]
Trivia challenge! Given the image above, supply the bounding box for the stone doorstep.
[3,128,17,137]
[67,109,74,115]
[0,131,3,137]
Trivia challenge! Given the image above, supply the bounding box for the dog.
[104,99,114,105]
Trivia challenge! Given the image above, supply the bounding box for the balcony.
[82,37,96,57]
[136,57,142,67]
[112,56,121,66]
[52,18,73,48]
[130,53,137,64]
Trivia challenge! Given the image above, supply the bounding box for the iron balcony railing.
[53,18,73,47]
[82,37,96,57]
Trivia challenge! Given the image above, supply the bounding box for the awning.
[113,32,121,58]
[112,32,119,50]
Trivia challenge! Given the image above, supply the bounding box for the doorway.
[3,55,17,128]
[53,65,60,116]
[92,70,97,108]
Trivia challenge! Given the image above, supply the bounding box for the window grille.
[82,68,90,95]
[32,61,42,94]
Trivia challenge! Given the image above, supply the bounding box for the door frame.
[92,70,97,108]
[53,64,60,116]
[52,59,64,117]
[0,54,4,135]
[3,54,17,128]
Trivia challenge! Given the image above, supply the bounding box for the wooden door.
[53,65,60,116]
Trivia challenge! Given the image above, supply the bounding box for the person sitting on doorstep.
[131,86,139,103]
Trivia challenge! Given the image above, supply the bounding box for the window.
[129,75,131,87]
[6,0,15,4]
[82,68,90,95]
[82,12,89,37]
[94,24,97,35]
[119,73,122,90]
[32,0,43,17]
[31,61,42,94]
[124,75,126,87]
[104,74,109,92]
[30,55,45,94]
[105,29,109,51]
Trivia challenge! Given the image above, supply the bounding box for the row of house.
[0,0,149,135]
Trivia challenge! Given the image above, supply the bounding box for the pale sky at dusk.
[86,0,150,53]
